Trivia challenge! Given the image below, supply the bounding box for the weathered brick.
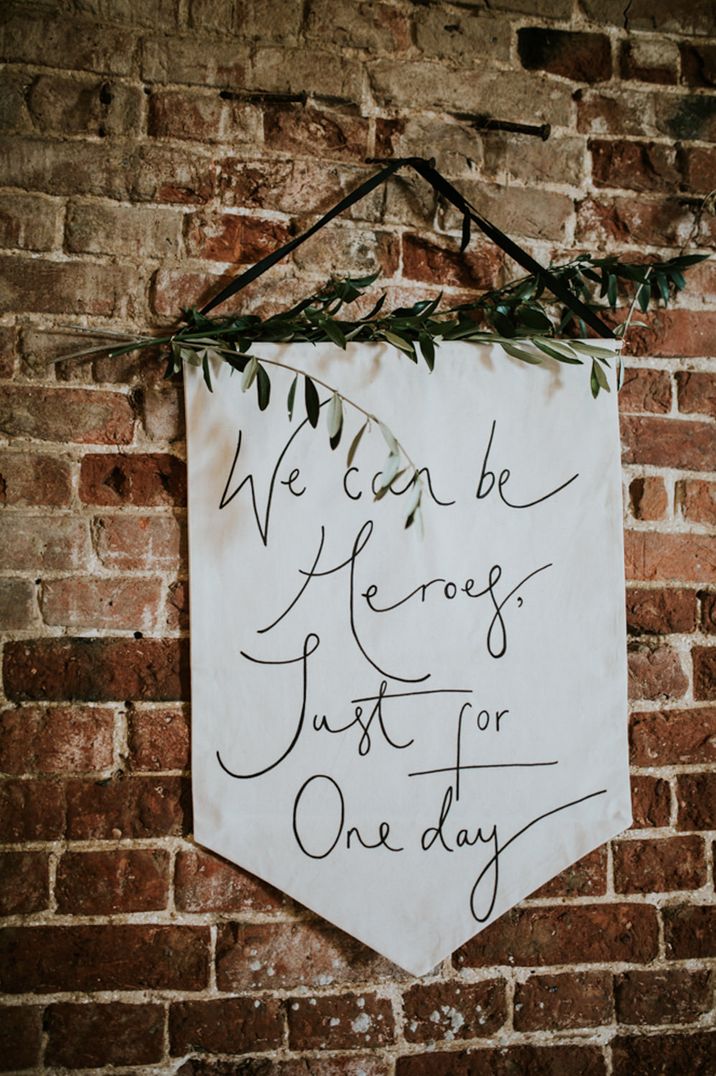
[25,73,142,137]
[0,1005,42,1071]
[148,88,222,141]
[514,971,612,1031]
[92,513,185,570]
[0,192,61,251]
[0,385,135,444]
[677,479,716,525]
[45,1002,165,1068]
[529,847,607,898]
[0,579,35,630]
[304,0,408,52]
[621,415,714,471]
[655,94,716,141]
[166,578,189,630]
[625,532,716,584]
[403,235,503,290]
[614,835,706,892]
[701,591,716,634]
[66,775,188,839]
[628,477,668,521]
[251,46,361,100]
[396,1044,606,1076]
[138,385,185,442]
[619,367,672,413]
[577,196,707,250]
[151,267,228,317]
[127,706,190,771]
[693,647,716,700]
[676,370,716,419]
[3,637,189,702]
[518,28,611,83]
[265,103,369,161]
[413,7,509,62]
[184,212,292,263]
[56,849,170,913]
[0,852,49,915]
[455,905,659,967]
[581,0,715,34]
[290,223,399,279]
[615,968,714,1025]
[170,997,285,1055]
[619,38,678,84]
[79,453,186,506]
[0,325,16,379]
[0,253,136,316]
[142,35,248,87]
[40,577,163,631]
[676,771,716,830]
[216,922,401,991]
[439,181,574,242]
[626,587,696,634]
[680,42,716,87]
[613,1032,716,1075]
[481,132,586,186]
[631,775,671,829]
[0,452,72,507]
[628,311,716,358]
[0,779,65,841]
[664,905,716,958]
[590,139,679,191]
[0,704,114,774]
[0,14,137,75]
[679,145,716,195]
[65,200,182,258]
[628,641,688,702]
[402,979,507,1043]
[174,848,283,913]
[630,707,716,766]
[288,992,395,1049]
[0,925,209,992]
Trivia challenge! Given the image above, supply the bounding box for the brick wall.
[0,0,714,1071]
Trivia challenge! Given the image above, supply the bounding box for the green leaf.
[381,330,417,359]
[502,342,543,365]
[241,356,258,391]
[304,375,320,428]
[201,350,213,392]
[592,358,610,393]
[568,341,618,359]
[638,281,651,313]
[590,361,600,399]
[287,374,297,419]
[418,332,435,371]
[532,339,583,365]
[379,422,398,455]
[347,421,368,467]
[320,318,347,349]
[656,273,670,306]
[256,362,271,411]
[607,274,618,308]
[327,393,343,440]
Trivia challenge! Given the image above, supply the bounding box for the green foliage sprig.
[58,251,707,531]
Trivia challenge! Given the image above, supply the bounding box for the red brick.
[628,642,688,702]
[402,234,503,290]
[676,370,716,419]
[66,775,188,839]
[625,532,716,584]
[40,577,163,631]
[680,42,716,87]
[170,997,284,1055]
[627,310,716,358]
[454,904,659,968]
[577,88,653,137]
[0,255,135,317]
[174,848,283,913]
[628,477,668,521]
[0,579,35,630]
[290,223,399,279]
[693,647,716,700]
[151,267,227,317]
[127,706,190,771]
[0,704,113,774]
[92,513,185,570]
[45,1002,165,1068]
[137,385,184,442]
[701,591,716,634]
[0,515,89,572]
[288,992,395,1049]
[0,452,72,507]
[0,852,49,915]
[396,1044,606,1076]
[577,196,713,250]
[79,452,186,506]
[614,835,706,892]
[264,103,369,160]
[613,1032,716,1075]
[631,775,671,829]
[56,849,169,913]
[514,971,612,1031]
[619,38,678,84]
[177,1058,390,1076]
[626,587,696,634]
[518,28,611,83]
[679,145,716,195]
[402,979,507,1043]
[529,846,607,898]
[3,637,189,702]
[0,779,65,841]
[677,479,715,525]
[216,922,401,991]
[630,706,716,766]
[621,415,715,472]
[65,201,182,259]
[582,0,715,35]
[149,88,223,141]
[0,191,61,251]
[656,94,716,141]
[676,771,716,830]
[165,578,189,631]
[0,1005,42,1071]
[619,367,672,413]
[590,139,679,192]
[664,905,716,959]
[184,212,292,263]
[615,968,713,1025]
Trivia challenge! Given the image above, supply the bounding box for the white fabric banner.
[184,341,631,975]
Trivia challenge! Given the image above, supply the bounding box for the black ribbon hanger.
[199,156,614,340]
